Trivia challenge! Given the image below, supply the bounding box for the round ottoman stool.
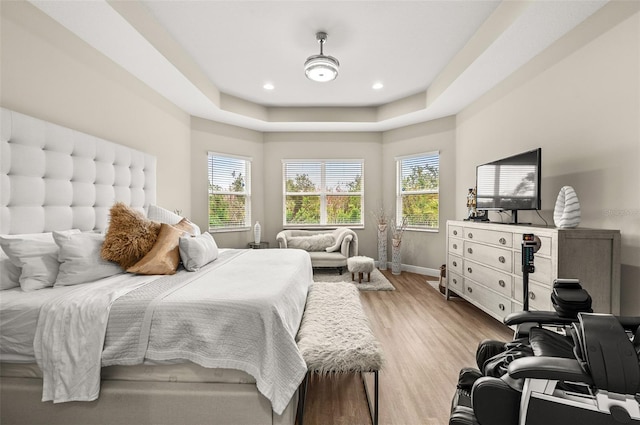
[347,256,375,283]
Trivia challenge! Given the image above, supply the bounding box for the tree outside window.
[283,160,363,227]
[396,152,439,230]
[208,153,251,231]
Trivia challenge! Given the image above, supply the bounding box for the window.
[208,152,251,231]
[396,152,439,230]
[283,160,363,227]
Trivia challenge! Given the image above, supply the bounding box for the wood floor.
[299,270,513,425]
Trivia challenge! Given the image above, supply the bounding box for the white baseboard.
[374,261,440,289]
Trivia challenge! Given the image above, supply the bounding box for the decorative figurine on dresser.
[466,187,477,219]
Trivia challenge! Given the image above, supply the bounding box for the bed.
[0,108,311,425]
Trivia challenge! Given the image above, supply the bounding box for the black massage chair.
[449,280,640,425]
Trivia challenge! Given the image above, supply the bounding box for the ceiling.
[30,0,608,132]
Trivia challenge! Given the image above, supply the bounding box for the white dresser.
[446,220,621,321]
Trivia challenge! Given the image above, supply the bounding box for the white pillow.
[148,205,201,235]
[288,234,335,252]
[179,232,218,272]
[0,250,21,290]
[0,230,80,291]
[53,231,124,287]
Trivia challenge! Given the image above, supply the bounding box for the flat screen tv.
[476,148,541,221]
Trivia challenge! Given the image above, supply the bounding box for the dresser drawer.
[513,255,552,285]
[448,238,463,256]
[463,260,513,297]
[464,241,512,272]
[464,227,512,248]
[463,279,512,320]
[514,278,552,311]
[448,271,463,294]
[448,254,463,275]
[449,225,463,238]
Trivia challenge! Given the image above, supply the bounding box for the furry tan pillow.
[101,203,161,269]
[173,217,198,236]
[127,223,185,275]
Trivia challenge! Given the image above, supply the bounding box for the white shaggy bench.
[296,282,384,425]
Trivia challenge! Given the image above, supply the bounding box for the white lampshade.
[304,32,339,82]
[304,55,340,82]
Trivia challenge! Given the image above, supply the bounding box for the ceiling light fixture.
[263,83,274,90]
[372,82,384,90]
[304,32,339,82]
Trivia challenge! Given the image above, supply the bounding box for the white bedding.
[2,248,312,416]
[34,274,158,403]
[0,273,155,362]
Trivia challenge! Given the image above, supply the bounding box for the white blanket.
[33,249,313,415]
[33,274,156,403]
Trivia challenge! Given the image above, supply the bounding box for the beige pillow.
[101,203,161,269]
[127,223,186,275]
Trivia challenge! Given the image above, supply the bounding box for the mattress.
[0,361,256,384]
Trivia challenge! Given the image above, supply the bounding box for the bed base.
[0,377,297,425]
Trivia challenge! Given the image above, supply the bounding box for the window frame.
[282,159,365,229]
[395,151,440,232]
[207,152,252,233]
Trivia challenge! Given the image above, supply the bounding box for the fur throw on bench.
[287,233,336,252]
[278,229,357,253]
[297,282,384,374]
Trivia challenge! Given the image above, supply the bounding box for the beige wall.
[4,0,637,305]
[263,132,383,259]
[383,117,457,274]
[190,117,264,248]
[0,1,191,214]
[190,121,455,275]
[456,4,640,315]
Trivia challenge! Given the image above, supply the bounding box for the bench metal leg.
[361,371,379,425]
[297,372,309,425]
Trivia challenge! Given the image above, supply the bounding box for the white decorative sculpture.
[553,186,581,228]
[254,221,261,244]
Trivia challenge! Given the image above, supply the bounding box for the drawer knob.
[498,256,506,263]
[468,233,473,239]
[452,278,457,284]
[467,247,473,254]
[453,243,458,250]
[499,237,506,245]
[467,267,473,274]
[498,280,506,287]
[499,303,505,311]
[529,291,536,300]
[453,230,458,236]
[467,287,473,294]
[453,261,458,267]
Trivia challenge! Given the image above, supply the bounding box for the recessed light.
[372,82,384,90]
[263,83,274,90]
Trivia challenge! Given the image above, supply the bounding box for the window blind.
[396,152,439,229]
[283,160,363,226]
[208,153,251,230]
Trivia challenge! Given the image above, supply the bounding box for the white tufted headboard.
[0,108,156,235]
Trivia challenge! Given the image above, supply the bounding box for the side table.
[248,242,269,249]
